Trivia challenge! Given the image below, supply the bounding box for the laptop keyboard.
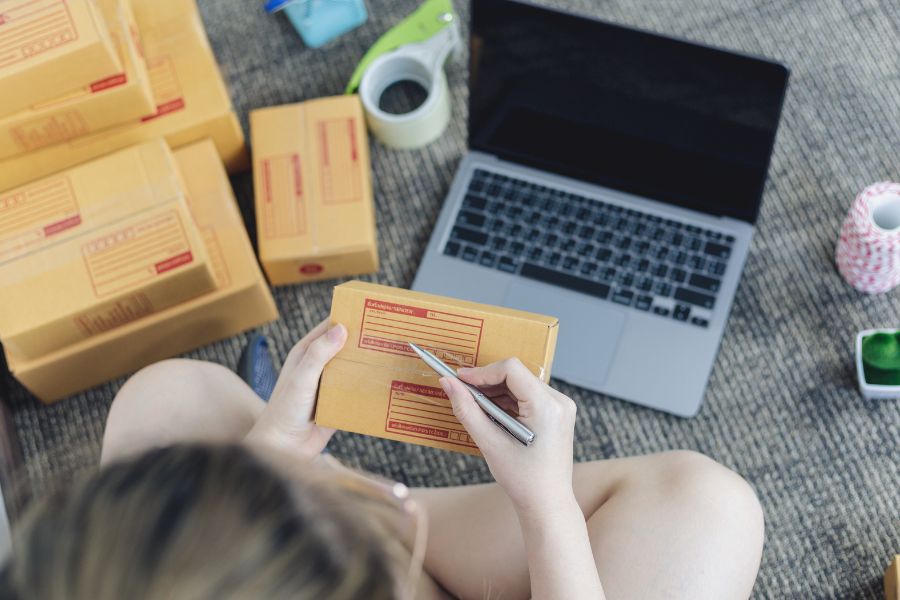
[443,169,736,328]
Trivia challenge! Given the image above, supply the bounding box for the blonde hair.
[0,444,407,600]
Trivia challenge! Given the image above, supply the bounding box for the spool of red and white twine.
[836,181,900,294]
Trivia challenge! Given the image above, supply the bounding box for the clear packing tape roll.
[836,181,900,294]
[346,0,462,149]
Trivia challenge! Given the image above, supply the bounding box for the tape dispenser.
[346,0,462,149]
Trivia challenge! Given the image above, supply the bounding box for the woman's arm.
[441,360,605,599]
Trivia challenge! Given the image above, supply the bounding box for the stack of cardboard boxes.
[0,0,277,402]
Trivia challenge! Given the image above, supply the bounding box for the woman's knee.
[102,359,259,464]
[654,450,764,545]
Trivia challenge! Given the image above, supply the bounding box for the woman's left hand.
[245,321,347,459]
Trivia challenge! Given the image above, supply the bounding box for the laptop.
[412,0,789,416]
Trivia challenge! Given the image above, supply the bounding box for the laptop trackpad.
[504,281,625,387]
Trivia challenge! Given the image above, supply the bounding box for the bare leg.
[412,451,764,600]
[101,359,264,465]
[103,361,764,600]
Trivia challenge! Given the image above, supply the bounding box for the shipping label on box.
[0,0,121,115]
[0,0,246,192]
[5,140,278,402]
[315,281,558,455]
[0,0,155,158]
[0,139,216,359]
[251,96,378,285]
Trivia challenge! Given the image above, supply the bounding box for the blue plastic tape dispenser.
[264,0,368,48]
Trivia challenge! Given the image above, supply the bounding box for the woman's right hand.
[439,358,578,517]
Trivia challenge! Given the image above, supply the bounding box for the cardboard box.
[888,555,900,600]
[0,0,247,192]
[251,96,378,285]
[0,0,155,159]
[315,281,558,455]
[0,0,121,116]
[0,139,216,359]
[4,140,279,402]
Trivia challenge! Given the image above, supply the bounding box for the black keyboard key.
[548,252,562,267]
[687,237,703,251]
[653,306,671,317]
[689,255,706,270]
[509,241,525,255]
[529,247,543,261]
[510,224,523,237]
[545,233,559,247]
[596,247,612,262]
[579,226,595,239]
[491,237,508,251]
[635,295,653,311]
[580,262,598,277]
[563,256,580,271]
[462,246,478,262]
[561,238,577,252]
[637,259,650,272]
[708,261,726,276]
[498,257,518,273]
[563,221,578,234]
[634,241,651,255]
[620,273,634,287]
[638,277,653,292]
[654,246,669,261]
[578,243,595,256]
[614,253,631,267]
[599,267,617,282]
[671,268,687,283]
[691,316,709,327]
[724,235,735,243]
[689,273,721,293]
[672,233,684,246]
[674,287,715,309]
[673,304,691,321]
[520,263,611,299]
[612,289,634,306]
[479,251,497,267]
[703,241,731,259]
[453,226,488,246]
[444,241,461,257]
[526,211,541,224]
[595,230,613,244]
[673,251,688,265]
[654,281,673,297]
[463,195,487,210]
[653,264,668,278]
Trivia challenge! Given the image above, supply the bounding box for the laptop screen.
[469,0,789,224]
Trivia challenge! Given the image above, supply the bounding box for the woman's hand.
[245,321,347,460]
[439,358,578,517]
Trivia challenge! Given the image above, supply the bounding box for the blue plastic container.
[265,0,368,48]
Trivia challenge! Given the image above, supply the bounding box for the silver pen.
[407,342,535,446]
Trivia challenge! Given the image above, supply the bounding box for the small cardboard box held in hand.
[0,0,121,116]
[0,139,215,359]
[315,281,558,455]
[5,140,279,402]
[250,96,378,285]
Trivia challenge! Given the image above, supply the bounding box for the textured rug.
[1,0,899,597]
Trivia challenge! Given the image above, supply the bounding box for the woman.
[2,322,764,599]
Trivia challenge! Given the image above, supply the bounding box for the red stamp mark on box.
[0,0,79,68]
[261,153,305,239]
[74,292,154,335]
[140,55,184,122]
[90,72,126,93]
[0,175,79,260]
[385,380,476,448]
[81,209,194,297]
[358,298,483,366]
[317,117,362,204]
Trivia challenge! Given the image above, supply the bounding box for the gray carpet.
[1,0,899,597]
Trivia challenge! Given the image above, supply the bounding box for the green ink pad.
[861,332,900,385]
